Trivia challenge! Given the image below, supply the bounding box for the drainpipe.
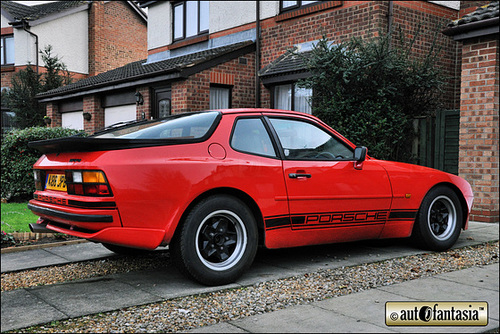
[255,1,261,108]
[21,19,39,75]
[387,0,394,51]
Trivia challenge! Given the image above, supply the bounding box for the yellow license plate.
[45,174,67,191]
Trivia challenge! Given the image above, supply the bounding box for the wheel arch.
[422,182,469,230]
[172,187,265,246]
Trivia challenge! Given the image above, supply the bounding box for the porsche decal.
[265,210,417,231]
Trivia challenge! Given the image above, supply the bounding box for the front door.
[153,87,171,119]
[268,116,392,245]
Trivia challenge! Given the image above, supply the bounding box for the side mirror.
[354,146,367,170]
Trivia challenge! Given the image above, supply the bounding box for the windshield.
[92,111,220,140]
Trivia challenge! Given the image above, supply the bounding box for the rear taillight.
[65,170,112,196]
[33,170,44,191]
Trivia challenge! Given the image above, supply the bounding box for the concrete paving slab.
[187,322,248,333]
[378,264,499,329]
[1,242,116,273]
[228,304,393,333]
[378,264,499,302]
[381,320,500,333]
[235,260,301,286]
[1,289,67,332]
[1,248,69,273]
[256,242,391,274]
[315,288,416,326]
[44,242,115,262]
[314,285,498,333]
[27,277,163,318]
[434,265,499,293]
[459,223,499,243]
[113,268,239,299]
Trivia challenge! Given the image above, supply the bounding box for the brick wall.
[136,86,151,120]
[46,102,61,128]
[83,95,104,132]
[458,36,499,223]
[258,1,460,110]
[88,1,147,76]
[172,53,256,114]
[391,1,460,110]
[1,68,16,89]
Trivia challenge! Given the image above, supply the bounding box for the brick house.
[35,1,497,222]
[442,1,499,223]
[37,1,461,127]
[1,0,147,130]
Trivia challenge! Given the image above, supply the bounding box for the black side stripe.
[389,210,418,219]
[265,216,290,229]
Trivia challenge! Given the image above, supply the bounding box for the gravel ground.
[5,241,498,333]
[1,252,170,292]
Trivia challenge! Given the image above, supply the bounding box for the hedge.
[1,127,84,201]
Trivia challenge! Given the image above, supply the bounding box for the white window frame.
[280,0,319,12]
[210,85,232,109]
[173,1,209,42]
[273,83,312,114]
[1,35,15,66]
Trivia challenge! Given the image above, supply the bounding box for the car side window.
[269,118,353,160]
[231,118,277,158]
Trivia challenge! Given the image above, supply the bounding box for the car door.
[267,116,392,245]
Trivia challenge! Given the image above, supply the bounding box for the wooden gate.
[414,110,459,175]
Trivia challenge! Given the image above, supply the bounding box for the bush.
[298,32,444,162]
[1,231,16,248]
[1,127,83,201]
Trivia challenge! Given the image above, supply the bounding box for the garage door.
[62,111,83,130]
[104,104,136,128]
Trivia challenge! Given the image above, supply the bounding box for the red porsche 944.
[28,109,473,285]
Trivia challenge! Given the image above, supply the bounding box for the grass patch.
[1,202,36,233]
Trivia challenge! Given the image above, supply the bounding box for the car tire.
[412,186,462,251]
[101,243,151,255]
[171,195,258,286]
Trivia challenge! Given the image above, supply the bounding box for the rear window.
[93,111,220,140]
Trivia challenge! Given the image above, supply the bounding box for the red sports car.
[28,109,473,285]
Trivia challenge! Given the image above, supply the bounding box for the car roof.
[215,108,314,117]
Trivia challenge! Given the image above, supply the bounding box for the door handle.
[288,173,312,179]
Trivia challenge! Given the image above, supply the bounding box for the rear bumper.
[31,217,165,250]
[28,199,165,250]
[28,203,113,223]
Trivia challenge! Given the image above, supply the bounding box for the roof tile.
[1,0,87,21]
[448,1,499,27]
[259,48,311,77]
[37,41,254,98]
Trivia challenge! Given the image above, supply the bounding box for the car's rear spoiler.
[28,137,200,154]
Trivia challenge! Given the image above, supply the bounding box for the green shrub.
[299,32,444,162]
[1,231,16,248]
[1,127,83,201]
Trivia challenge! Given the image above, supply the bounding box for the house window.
[1,35,14,65]
[173,1,209,41]
[273,83,312,114]
[280,1,319,12]
[210,85,231,109]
